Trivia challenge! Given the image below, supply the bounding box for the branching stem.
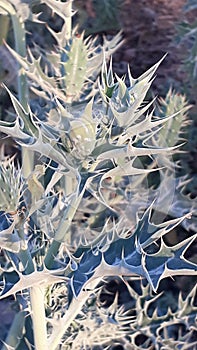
[30,286,48,350]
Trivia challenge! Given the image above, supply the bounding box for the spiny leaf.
[178,284,197,317]
[69,208,196,297]
[17,128,78,174]
[61,33,88,101]
[0,160,24,213]
[125,109,185,141]
[0,117,33,142]
[99,57,116,102]
[0,269,68,300]
[41,0,73,22]
[156,88,191,147]
[5,45,67,102]
[3,84,37,136]
[0,219,21,253]
[100,55,167,128]
[142,234,197,290]
[134,203,192,249]
[97,142,178,161]
[0,96,78,174]
[99,158,162,187]
[110,96,157,131]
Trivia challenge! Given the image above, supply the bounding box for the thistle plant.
[176,0,197,84]
[0,1,196,350]
[174,0,197,203]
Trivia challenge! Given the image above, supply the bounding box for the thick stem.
[18,247,35,274]
[48,279,100,350]
[44,240,61,269]
[17,229,46,349]
[22,149,35,178]
[55,192,82,242]
[30,286,48,350]
[45,175,84,269]
[17,241,47,350]
[17,224,35,274]
[44,192,82,268]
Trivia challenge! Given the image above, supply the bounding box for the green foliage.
[0,1,196,349]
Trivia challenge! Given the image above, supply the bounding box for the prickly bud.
[69,118,96,159]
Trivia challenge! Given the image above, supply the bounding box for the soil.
[77,0,192,94]
[115,0,187,91]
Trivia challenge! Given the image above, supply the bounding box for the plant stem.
[30,286,48,350]
[18,247,35,274]
[1,311,26,350]
[11,14,28,111]
[64,0,73,105]
[44,187,83,269]
[18,239,47,350]
[0,15,9,45]
[11,13,34,177]
[65,0,72,42]
[44,240,61,269]
[48,279,100,350]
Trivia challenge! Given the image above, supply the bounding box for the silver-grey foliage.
[0,1,196,349]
